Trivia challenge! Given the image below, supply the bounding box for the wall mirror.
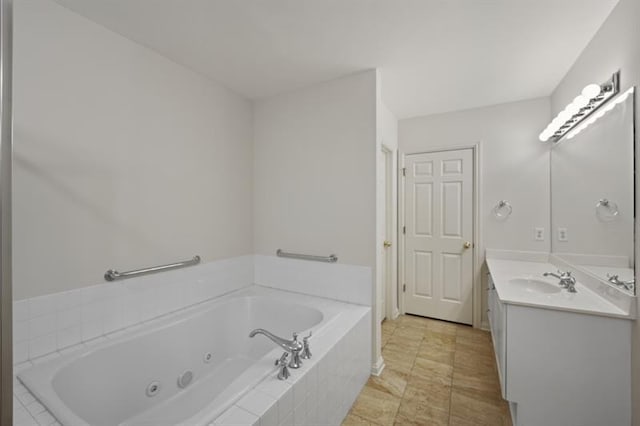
[551,88,636,294]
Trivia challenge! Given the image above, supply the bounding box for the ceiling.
[54,0,618,119]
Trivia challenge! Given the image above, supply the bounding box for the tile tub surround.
[13,255,254,364]
[254,255,373,306]
[13,288,371,426]
[14,254,374,364]
[214,308,371,426]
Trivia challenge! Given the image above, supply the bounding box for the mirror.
[551,89,635,294]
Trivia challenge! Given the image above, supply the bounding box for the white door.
[403,149,473,324]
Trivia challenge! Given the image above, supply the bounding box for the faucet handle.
[275,351,289,366]
[275,352,290,380]
[301,331,312,360]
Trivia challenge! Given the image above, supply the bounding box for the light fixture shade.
[573,95,589,109]
[581,84,601,99]
[558,111,572,122]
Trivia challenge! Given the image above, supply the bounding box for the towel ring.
[595,198,619,222]
[493,200,512,219]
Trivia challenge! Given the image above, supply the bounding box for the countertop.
[486,258,632,319]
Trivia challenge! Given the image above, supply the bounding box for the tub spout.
[249,328,303,354]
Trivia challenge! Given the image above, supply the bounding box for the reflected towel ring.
[493,200,512,219]
[595,198,619,222]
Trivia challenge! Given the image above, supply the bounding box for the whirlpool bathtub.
[18,286,369,426]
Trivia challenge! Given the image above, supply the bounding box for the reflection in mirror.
[551,88,635,294]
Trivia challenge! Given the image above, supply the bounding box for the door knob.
[463,241,472,249]
[383,240,392,248]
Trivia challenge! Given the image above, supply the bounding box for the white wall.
[549,0,640,422]
[253,71,377,267]
[399,98,551,325]
[253,70,377,369]
[13,0,253,300]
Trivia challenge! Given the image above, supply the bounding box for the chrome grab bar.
[104,255,201,282]
[276,249,337,263]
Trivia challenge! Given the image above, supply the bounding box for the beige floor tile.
[348,315,512,426]
[367,367,409,399]
[405,375,452,408]
[350,386,401,426]
[396,315,430,329]
[425,319,458,336]
[342,412,377,425]
[411,357,453,386]
[452,369,502,399]
[456,325,491,342]
[395,378,451,425]
[449,387,511,426]
[389,330,423,354]
[453,347,497,372]
[394,410,449,426]
[423,330,456,349]
[393,325,426,340]
[417,342,455,366]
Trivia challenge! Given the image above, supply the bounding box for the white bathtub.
[19,286,355,426]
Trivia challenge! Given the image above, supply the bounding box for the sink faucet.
[543,270,577,293]
[249,328,304,370]
[607,274,635,292]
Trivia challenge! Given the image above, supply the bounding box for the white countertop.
[486,258,632,319]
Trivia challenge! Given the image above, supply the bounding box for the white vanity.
[486,253,634,426]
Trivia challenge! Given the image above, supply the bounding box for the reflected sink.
[508,278,562,294]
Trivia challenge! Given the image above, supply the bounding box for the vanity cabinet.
[487,272,632,426]
[487,274,506,397]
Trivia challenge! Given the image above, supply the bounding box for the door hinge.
[402,226,406,234]
[402,167,406,177]
[403,284,406,292]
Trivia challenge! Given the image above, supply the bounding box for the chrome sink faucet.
[249,328,304,371]
[607,274,635,292]
[543,270,577,293]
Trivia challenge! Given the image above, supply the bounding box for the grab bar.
[276,249,338,263]
[104,255,201,282]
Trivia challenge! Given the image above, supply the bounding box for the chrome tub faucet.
[249,328,305,375]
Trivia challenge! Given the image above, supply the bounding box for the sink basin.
[508,278,562,294]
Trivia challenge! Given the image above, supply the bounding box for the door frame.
[0,0,12,422]
[381,144,396,321]
[398,143,482,328]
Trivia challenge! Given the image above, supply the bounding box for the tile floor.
[343,315,513,426]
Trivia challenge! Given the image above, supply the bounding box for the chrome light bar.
[539,71,620,143]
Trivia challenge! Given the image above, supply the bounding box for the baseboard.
[371,355,385,376]
[480,320,490,331]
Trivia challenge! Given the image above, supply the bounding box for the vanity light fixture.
[539,71,620,143]
[565,86,634,140]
